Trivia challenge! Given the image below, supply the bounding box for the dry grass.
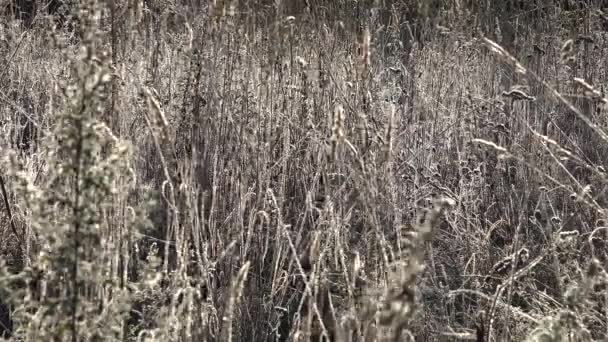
[1,1,608,341]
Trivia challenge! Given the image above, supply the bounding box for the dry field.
[1,1,608,341]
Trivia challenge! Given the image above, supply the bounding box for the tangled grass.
[1,1,608,341]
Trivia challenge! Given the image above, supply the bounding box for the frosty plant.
[0,1,148,340]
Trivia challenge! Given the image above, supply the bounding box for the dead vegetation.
[1,0,608,341]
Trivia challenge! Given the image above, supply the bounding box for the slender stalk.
[70,96,85,342]
[0,174,22,247]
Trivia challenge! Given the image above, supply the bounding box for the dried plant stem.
[222,261,251,342]
[0,174,22,247]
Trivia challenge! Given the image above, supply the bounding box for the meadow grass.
[1,1,608,341]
